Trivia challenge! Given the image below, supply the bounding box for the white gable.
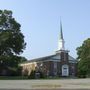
[69,55,76,61]
[51,54,61,60]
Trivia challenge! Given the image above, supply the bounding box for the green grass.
[0,76,61,80]
[0,76,78,80]
[0,76,28,80]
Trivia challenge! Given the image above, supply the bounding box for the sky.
[0,0,90,60]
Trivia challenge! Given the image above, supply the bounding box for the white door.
[62,65,69,76]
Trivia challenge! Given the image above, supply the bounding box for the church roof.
[23,54,56,63]
[22,53,77,64]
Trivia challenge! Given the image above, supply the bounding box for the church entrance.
[62,64,69,76]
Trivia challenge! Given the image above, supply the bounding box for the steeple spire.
[60,21,63,40]
[58,20,65,50]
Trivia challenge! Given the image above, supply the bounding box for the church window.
[54,62,57,69]
[54,62,57,75]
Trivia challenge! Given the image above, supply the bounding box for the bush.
[28,70,45,79]
[39,71,45,78]
[77,69,86,78]
[28,70,35,79]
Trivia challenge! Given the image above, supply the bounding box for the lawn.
[0,76,28,80]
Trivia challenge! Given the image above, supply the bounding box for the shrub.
[28,70,35,79]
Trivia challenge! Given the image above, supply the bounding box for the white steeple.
[58,20,65,50]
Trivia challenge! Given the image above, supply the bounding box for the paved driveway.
[0,78,90,90]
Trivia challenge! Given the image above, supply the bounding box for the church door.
[62,64,69,76]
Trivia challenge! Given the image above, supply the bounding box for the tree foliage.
[0,10,26,56]
[0,10,26,75]
[76,38,90,77]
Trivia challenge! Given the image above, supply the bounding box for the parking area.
[0,78,90,90]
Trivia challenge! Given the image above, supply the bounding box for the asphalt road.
[0,78,90,90]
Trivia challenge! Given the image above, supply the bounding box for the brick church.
[20,22,77,77]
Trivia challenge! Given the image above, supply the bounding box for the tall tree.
[76,38,90,77]
[0,10,26,56]
[0,10,26,75]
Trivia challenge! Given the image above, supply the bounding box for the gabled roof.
[22,53,77,64]
[22,54,56,64]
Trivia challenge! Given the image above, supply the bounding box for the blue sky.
[0,0,90,59]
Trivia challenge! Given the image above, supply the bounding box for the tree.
[76,38,90,77]
[0,10,26,75]
[0,10,26,56]
[6,56,27,76]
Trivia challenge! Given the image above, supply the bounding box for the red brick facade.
[34,50,77,77]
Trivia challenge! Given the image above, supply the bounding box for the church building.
[20,22,77,77]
